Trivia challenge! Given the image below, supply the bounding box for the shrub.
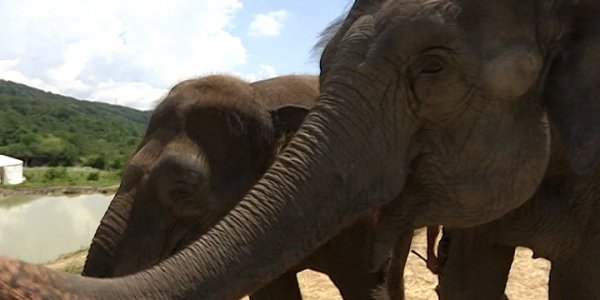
[109,157,124,170]
[86,172,100,181]
[84,154,107,170]
[44,167,67,181]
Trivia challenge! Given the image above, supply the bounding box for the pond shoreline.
[44,248,89,274]
[0,185,118,198]
[1,192,113,263]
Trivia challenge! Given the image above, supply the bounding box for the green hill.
[0,80,152,168]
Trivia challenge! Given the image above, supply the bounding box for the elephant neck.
[491,150,596,260]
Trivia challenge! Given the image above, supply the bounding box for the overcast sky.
[0,0,350,110]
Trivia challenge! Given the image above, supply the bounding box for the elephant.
[1,0,600,299]
[81,73,392,299]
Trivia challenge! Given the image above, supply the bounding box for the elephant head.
[2,1,600,299]
[361,0,600,269]
[317,0,558,229]
[82,74,315,278]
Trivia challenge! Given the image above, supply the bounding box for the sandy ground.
[242,228,551,300]
[46,229,550,299]
[45,249,88,274]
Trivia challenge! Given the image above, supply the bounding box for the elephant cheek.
[481,44,543,98]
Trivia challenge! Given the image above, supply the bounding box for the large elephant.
[81,74,390,299]
[1,0,600,299]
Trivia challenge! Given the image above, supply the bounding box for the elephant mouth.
[163,224,211,262]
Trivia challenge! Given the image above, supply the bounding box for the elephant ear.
[270,105,310,136]
[543,3,600,174]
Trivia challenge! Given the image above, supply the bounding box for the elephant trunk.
[82,192,134,278]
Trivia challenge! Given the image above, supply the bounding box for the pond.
[0,193,112,263]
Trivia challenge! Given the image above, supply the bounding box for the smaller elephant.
[371,124,600,300]
[82,74,393,299]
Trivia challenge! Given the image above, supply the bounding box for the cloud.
[237,64,278,82]
[258,65,278,78]
[0,0,246,110]
[0,59,59,93]
[248,10,290,37]
[90,80,168,110]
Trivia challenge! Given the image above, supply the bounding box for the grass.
[6,167,121,189]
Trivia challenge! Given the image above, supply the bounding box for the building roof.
[0,155,23,166]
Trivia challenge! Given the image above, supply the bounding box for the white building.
[0,155,25,185]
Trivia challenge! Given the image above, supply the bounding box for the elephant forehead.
[170,79,265,117]
[377,0,460,24]
[131,134,202,166]
[372,1,464,55]
[377,1,539,48]
[455,0,539,45]
[156,85,267,128]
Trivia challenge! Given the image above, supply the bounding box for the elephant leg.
[549,262,599,300]
[322,244,386,299]
[249,271,302,300]
[327,266,386,300]
[383,230,413,300]
[436,227,514,300]
[298,219,387,300]
[549,237,600,300]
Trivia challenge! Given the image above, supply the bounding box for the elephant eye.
[418,59,445,74]
[170,185,196,199]
[169,175,204,199]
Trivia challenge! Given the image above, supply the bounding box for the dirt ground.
[244,228,550,300]
[45,249,88,274]
[46,228,550,299]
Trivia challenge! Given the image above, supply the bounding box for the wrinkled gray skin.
[430,125,600,300]
[1,1,600,299]
[82,74,389,300]
[369,2,600,299]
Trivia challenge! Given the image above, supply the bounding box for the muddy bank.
[45,249,89,274]
[0,185,117,198]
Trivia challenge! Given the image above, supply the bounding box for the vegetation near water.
[0,79,152,169]
[7,167,122,189]
[0,81,141,266]
[45,248,89,274]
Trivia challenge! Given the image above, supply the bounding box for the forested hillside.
[0,80,152,168]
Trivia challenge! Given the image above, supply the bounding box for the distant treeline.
[0,80,152,169]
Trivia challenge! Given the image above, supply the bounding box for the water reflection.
[0,194,112,263]
[0,195,39,209]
